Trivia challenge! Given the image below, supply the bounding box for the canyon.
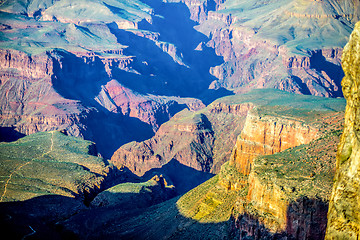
[55,92,344,239]
[0,0,357,160]
[0,0,359,239]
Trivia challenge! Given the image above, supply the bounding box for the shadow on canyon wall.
[50,50,155,158]
[142,158,215,194]
[0,195,84,240]
[0,127,25,142]
[0,193,328,239]
[309,51,344,98]
[49,0,229,158]
[235,197,328,240]
[109,0,225,99]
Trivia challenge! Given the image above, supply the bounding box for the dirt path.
[0,131,55,202]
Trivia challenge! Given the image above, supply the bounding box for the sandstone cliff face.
[230,108,319,175]
[0,47,203,157]
[175,94,344,239]
[231,109,344,239]
[326,22,360,240]
[0,49,91,138]
[0,49,53,80]
[171,107,343,239]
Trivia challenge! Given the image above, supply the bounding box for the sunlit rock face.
[230,109,320,175]
[171,91,345,239]
[326,21,360,240]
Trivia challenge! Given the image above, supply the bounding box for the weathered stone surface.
[326,22,360,240]
[230,108,320,175]
[110,111,215,175]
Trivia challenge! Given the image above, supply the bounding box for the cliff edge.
[326,22,360,239]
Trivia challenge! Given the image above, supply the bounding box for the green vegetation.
[177,162,248,223]
[252,111,344,201]
[218,0,357,53]
[0,131,111,202]
[97,174,174,195]
[0,11,125,55]
[0,0,153,55]
[212,89,346,112]
[91,174,176,208]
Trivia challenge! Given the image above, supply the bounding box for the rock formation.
[0,0,358,160]
[230,108,320,175]
[326,22,360,239]
[91,174,176,209]
[174,96,345,239]
[79,106,344,240]
[0,1,358,238]
[194,0,359,97]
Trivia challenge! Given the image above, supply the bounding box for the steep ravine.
[0,47,204,158]
[227,108,344,239]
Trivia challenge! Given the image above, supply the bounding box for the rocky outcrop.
[193,0,359,97]
[109,97,256,180]
[91,174,176,209]
[174,93,345,239]
[206,25,345,97]
[110,111,215,176]
[231,109,344,239]
[0,49,53,80]
[0,47,204,157]
[230,108,320,175]
[96,79,204,131]
[326,22,360,239]
[172,106,343,238]
[0,49,91,138]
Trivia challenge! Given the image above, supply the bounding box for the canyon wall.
[225,110,342,240]
[0,47,203,157]
[232,107,344,239]
[230,108,320,175]
[326,22,360,239]
[109,100,254,174]
[191,0,358,97]
[174,97,344,239]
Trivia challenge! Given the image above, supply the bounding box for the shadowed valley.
[0,0,360,239]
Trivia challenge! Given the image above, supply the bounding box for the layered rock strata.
[192,0,359,97]
[110,111,215,175]
[230,108,320,175]
[172,97,345,239]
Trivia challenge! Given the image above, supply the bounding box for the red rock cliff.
[230,108,319,175]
